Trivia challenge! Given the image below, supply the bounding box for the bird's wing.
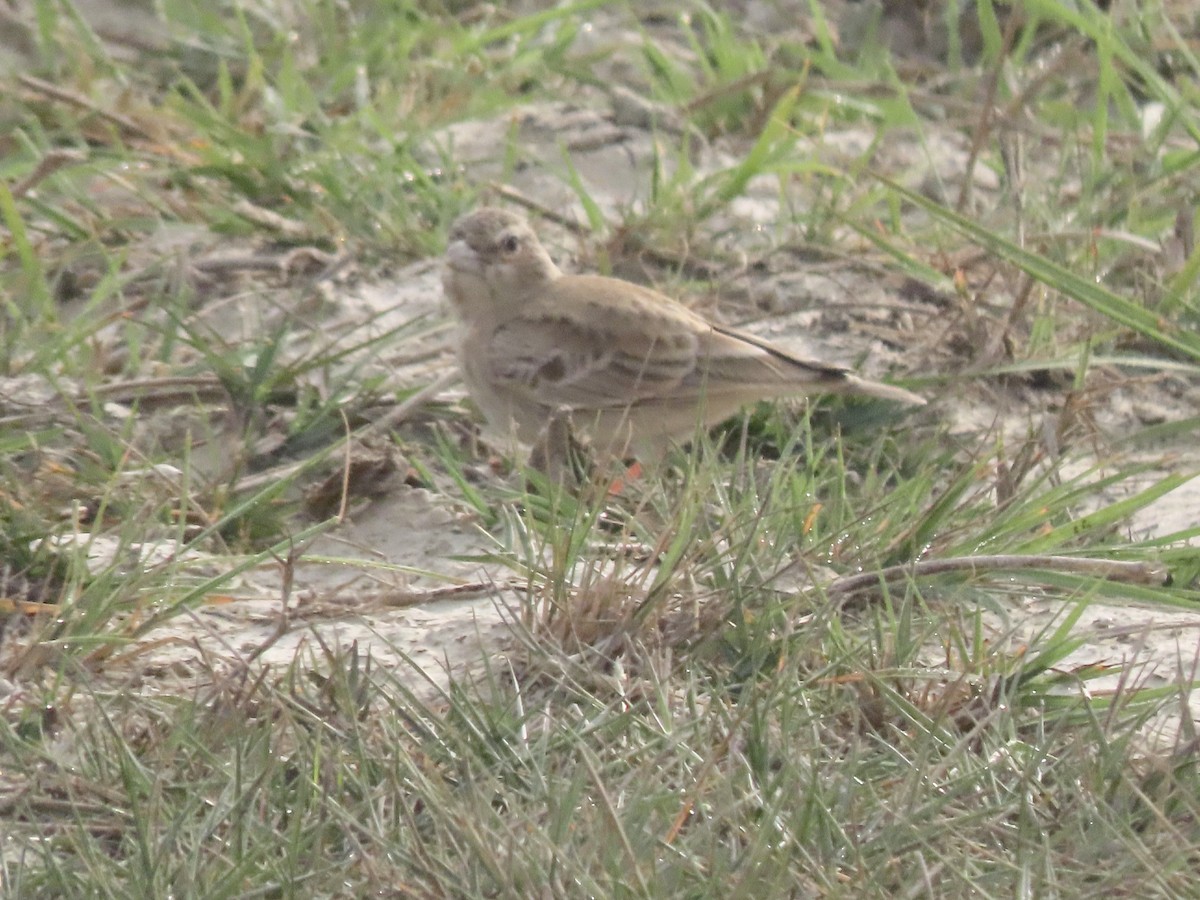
[700,323,925,405]
[486,276,701,411]
[695,323,850,390]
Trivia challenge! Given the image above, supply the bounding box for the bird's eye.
[500,235,520,254]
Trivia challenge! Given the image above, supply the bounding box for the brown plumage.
[442,207,924,457]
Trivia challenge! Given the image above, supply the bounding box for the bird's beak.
[444,239,482,276]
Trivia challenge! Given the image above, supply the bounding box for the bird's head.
[443,208,561,317]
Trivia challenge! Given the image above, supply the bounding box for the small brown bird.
[442,207,924,458]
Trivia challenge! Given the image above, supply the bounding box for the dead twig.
[189,246,347,278]
[294,579,516,619]
[824,554,1171,601]
[955,9,1022,213]
[17,74,154,141]
[90,375,227,404]
[242,544,300,665]
[230,369,458,494]
[489,183,590,236]
[231,199,321,242]
[359,369,459,437]
[10,149,87,199]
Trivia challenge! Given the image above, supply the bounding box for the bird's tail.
[839,375,926,407]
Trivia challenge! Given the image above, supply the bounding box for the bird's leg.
[528,405,591,488]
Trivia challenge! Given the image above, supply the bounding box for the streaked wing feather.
[488,316,697,411]
[691,323,850,391]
